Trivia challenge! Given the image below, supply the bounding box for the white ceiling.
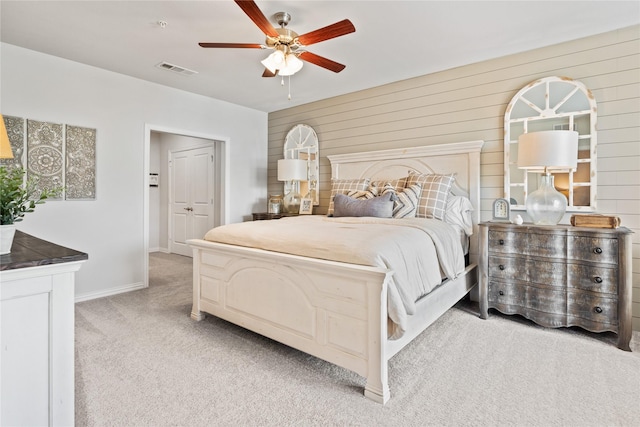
[1,1,638,113]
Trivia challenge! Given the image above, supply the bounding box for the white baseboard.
[75,282,147,303]
[149,247,169,254]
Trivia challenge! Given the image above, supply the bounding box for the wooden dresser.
[478,222,633,351]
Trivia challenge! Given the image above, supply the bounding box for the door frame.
[144,124,229,288]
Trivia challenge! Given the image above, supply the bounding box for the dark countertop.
[0,230,88,271]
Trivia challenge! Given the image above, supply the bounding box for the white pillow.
[445,196,474,236]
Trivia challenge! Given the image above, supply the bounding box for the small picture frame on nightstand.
[299,198,313,215]
[492,198,510,222]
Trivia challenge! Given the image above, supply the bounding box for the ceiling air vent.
[155,62,198,76]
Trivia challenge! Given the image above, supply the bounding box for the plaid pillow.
[370,177,407,193]
[405,171,455,220]
[327,178,370,216]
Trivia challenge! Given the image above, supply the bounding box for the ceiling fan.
[199,0,356,78]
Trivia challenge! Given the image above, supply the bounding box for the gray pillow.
[333,192,394,218]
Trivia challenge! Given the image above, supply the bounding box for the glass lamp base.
[283,191,301,214]
[525,174,567,225]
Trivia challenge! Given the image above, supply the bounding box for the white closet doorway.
[145,125,228,288]
[169,145,215,256]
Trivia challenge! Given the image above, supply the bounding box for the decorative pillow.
[327,178,370,216]
[445,196,474,236]
[347,186,379,200]
[333,192,394,218]
[405,171,455,220]
[370,177,407,193]
[382,183,422,218]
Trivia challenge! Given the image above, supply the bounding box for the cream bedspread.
[203,216,465,338]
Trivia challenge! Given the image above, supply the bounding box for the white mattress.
[203,215,465,338]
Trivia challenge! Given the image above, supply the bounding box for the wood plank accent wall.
[268,25,640,331]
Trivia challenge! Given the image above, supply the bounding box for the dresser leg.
[617,331,631,352]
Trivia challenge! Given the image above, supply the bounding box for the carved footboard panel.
[189,239,394,403]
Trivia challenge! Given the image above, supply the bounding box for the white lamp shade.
[0,114,14,159]
[517,130,578,170]
[277,159,307,181]
[278,54,303,76]
[261,50,285,73]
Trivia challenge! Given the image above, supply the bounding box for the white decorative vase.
[1,224,16,255]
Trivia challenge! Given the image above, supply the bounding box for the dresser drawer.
[488,230,567,258]
[488,281,566,314]
[567,264,617,294]
[487,280,525,306]
[568,236,618,264]
[567,290,617,325]
[488,230,520,255]
[487,256,520,280]
[527,259,566,287]
[527,232,566,258]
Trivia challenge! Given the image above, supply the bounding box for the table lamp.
[277,159,307,213]
[0,115,14,159]
[517,130,578,225]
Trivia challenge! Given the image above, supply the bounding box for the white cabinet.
[1,232,86,426]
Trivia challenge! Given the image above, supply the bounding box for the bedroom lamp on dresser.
[277,158,307,213]
[517,130,578,225]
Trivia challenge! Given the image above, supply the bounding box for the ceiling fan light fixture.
[261,49,285,73]
[278,53,303,76]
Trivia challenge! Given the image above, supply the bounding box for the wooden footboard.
[189,238,394,403]
[189,238,477,404]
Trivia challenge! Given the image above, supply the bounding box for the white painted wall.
[1,43,268,300]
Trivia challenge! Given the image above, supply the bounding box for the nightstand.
[478,222,633,351]
[252,212,298,221]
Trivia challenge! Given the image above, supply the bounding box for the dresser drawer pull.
[593,247,603,254]
[594,276,603,284]
[499,239,505,245]
[594,306,603,314]
[499,290,504,296]
[499,265,505,271]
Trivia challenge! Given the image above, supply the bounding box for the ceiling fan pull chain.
[288,76,292,100]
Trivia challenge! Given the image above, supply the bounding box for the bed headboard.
[327,140,484,262]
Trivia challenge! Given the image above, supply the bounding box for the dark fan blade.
[298,51,346,73]
[234,0,279,38]
[199,42,263,49]
[262,68,277,78]
[297,19,355,46]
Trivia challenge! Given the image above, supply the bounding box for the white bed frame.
[189,140,484,404]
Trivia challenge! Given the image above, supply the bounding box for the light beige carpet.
[74,252,640,426]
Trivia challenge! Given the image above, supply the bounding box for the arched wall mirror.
[504,76,597,213]
[283,124,319,205]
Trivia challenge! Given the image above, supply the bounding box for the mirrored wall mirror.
[504,76,597,212]
[283,124,319,205]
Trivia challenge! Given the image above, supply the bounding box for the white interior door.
[169,146,214,256]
